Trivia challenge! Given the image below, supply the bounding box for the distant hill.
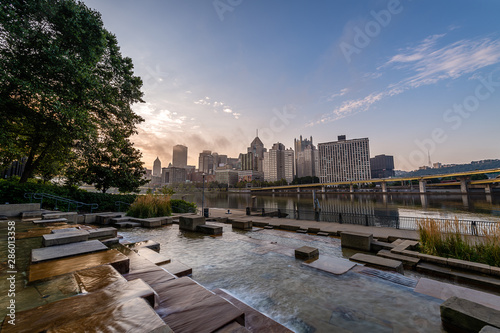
[402,160,500,178]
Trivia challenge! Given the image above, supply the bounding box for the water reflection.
[174,192,500,221]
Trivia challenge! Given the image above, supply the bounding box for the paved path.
[209,208,420,241]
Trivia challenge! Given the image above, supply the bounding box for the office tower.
[240,152,255,171]
[162,166,187,184]
[153,157,161,177]
[172,145,188,168]
[198,150,214,174]
[263,143,294,183]
[318,135,371,183]
[294,135,313,177]
[294,135,318,179]
[247,133,267,172]
[370,155,395,179]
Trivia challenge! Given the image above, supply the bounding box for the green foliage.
[0,178,136,211]
[127,194,172,218]
[418,218,500,267]
[171,199,197,214]
[291,176,320,185]
[0,0,144,185]
[158,185,176,196]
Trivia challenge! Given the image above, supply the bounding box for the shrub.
[418,218,500,267]
[127,194,172,218]
[171,199,197,213]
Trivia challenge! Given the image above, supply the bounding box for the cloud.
[223,108,233,113]
[315,34,500,125]
[327,88,349,101]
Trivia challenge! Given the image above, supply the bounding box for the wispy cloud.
[327,88,349,101]
[193,95,241,119]
[315,34,500,125]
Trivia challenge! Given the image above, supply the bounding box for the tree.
[0,0,144,185]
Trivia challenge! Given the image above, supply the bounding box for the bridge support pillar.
[272,189,275,193]
[321,186,326,193]
[485,183,492,194]
[297,187,300,193]
[419,180,427,193]
[381,182,387,193]
[459,177,470,194]
[349,184,354,193]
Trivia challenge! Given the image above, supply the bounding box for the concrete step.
[31,240,108,264]
[137,247,171,265]
[302,256,357,275]
[29,249,130,283]
[416,262,500,294]
[160,260,193,277]
[214,288,293,333]
[371,240,396,252]
[377,249,420,268]
[198,224,223,235]
[350,253,404,274]
[88,227,117,239]
[42,229,89,247]
[33,218,67,225]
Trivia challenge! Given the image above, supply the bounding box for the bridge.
[250,168,500,195]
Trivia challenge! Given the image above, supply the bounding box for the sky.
[81,0,500,171]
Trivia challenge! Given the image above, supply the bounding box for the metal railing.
[248,207,499,236]
[115,201,131,212]
[24,192,98,213]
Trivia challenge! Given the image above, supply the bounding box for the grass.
[417,218,500,267]
[127,193,172,218]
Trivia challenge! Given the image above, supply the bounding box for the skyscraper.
[263,143,294,183]
[370,155,395,179]
[318,136,371,183]
[198,150,214,174]
[247,134,266,172]
[172,144,188,168]
[294,135,318,179]
[153,157,161,177]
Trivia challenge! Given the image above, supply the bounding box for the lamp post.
[201,173,206,216]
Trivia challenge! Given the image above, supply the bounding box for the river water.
[174,192,500,222]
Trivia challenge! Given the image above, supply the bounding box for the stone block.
[491,266,500,277]
[31,240,108,264]
[21,210,45,219]
[115,221,141,228]
[447,258,491,275]
[141,219,162,228]
[88,227,118,239]
[83,213,99,224]
[481,326,500,333]
[43,212,78,223]
[350,253,404,274]
[179,215,205,231]
[159,260,193,277]
[101,238,120,246]
[96,212,124,225]
[279,224,300,231]
[51,228,79,234]
[198,224,223,235]
[231,220,252,230]
[417,253,448,266]
[340,231,373,251]
[127,240,161,252]
[317,232,330,237]
[371,240,396,252]
[137,248,171,265]
[295,246,319,260]
[42,230,89,247]
[302,256,356,275]
[296,229,307,233]
[109,216,131,224]
[33,218,67,225]
[0,203,40,217]
[441,296,500,332]
[377,250,420,268]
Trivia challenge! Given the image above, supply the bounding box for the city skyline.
[81,0,500,170]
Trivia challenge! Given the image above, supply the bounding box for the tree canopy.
[0,0,147,192]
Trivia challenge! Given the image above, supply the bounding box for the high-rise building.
[318,136,371,183]
[198,150,214,174]
[370,155,395,179]
[162,166,187,184]
[263,143,294,183]
[247,134,266,172]
[215,169,239,186]
[240,152,255,171]
[172,145,188,168]
[294,135,319,179]
[153,157,161,177]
